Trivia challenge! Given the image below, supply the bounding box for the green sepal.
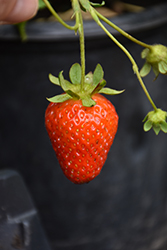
[66,90,80,100]
[93,64,104,86]
[83,64,105,95]
[82,97,96,107]
[79,5,87,12]
[141,48,149,59]
[49,74,60,86]
[161,61,167,71]
[141,45,167,79]
[69,63,81,84]
[90,1,105,7]
[143,109,167,135]
[158,61,167,74]
[142,115,148,122]
[152,125,161,135]
[91,80,106,95]
[143,120,152,132]
[152,66,159,79]
[59,71,73,91]
[79,0,91,11]
[140,63,151,77]
[84,64,105,95]
[84,72,93,85]
[160,121,167,133]
[47,62,123,107]
[47,93,71,103]
[99,88,125,95]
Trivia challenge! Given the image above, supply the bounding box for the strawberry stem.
[72,0,86,91]
[135,70,157,111]
[94,8,151,49]
[78,3,86,91]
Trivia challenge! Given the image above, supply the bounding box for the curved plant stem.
[72,0,86,90]
[42,0,78,31]
[94,8,152,49]
[15,22,27,41]
[135,70,157,111]
[94,15,157,111]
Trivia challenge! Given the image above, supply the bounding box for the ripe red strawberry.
[45,63,123,184]
[45,93,118,184]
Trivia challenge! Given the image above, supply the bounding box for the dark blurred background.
[0,1,167,249]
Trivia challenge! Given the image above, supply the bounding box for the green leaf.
[49,74,60,86]
[140,63,151,77]
[143,120,152,132]
[82,97,96,107]
[69,63,81,84]
[47,93,71,103]
[99,87,125,95]
[90,1,105,7]
[93,64,104,86]
[160,121,167,133]
[141,48,149,59]
[59,71,73,91]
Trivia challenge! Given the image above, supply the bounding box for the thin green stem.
[78,11,86,90]
[135,70,157,111]
[15,22,27,41]
[96,17,157,111]
[72,0,86,90]
[42,0,78,31]
[94,8,152,49]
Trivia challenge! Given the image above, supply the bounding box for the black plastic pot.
[0,170,51,250]
[0,3,167,250]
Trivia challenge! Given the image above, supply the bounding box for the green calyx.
[143,108,167,135]
[140,44,167,79]
[47,63,124,107]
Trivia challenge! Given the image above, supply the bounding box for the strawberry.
[45,63,123,184]
[45,93,118,184]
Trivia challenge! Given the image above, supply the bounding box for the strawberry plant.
[42,0,167,183]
